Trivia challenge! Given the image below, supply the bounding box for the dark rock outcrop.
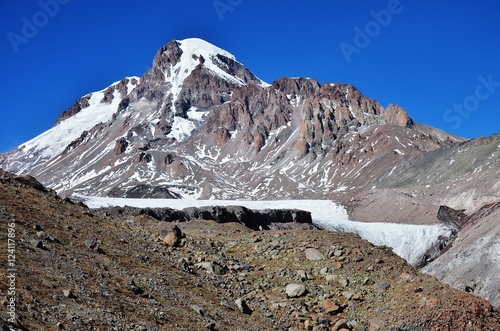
[97,204,313,231]
[54,95,91,124]
[114,138,129,155]
[437,205,467,229]
[0,169,47,192]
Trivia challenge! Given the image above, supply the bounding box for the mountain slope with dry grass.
[1,170,499,331]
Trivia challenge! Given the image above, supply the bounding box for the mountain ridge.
[0,38,462,200]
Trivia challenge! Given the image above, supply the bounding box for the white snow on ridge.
[80,197,452,266]
[167,38,269,98]
[20,77,140,161]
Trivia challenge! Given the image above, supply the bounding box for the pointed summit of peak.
[151,38,269,89]
[175,38,237,61]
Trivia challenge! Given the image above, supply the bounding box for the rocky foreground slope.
[1,170,499,331]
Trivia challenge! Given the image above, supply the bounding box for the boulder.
[285,284,306,298]
[305,248,324,261]
[162,224,183,247]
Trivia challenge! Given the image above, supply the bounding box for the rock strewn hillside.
[1,170,499,331]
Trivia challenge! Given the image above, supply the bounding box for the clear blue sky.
[1,0,499,152]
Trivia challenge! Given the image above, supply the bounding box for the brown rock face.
[437,205,467,229]
[214,127,231,146]
[297,83,386,158]
[151,40,183,81]
[271,77,320,97]
[114,138,128,155]
[383,104,414,127]
[55,95,91,124]
[101,86,115,104]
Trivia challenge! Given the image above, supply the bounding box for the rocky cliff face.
[423,201,500,307]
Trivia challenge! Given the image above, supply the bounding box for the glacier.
[81,196,453,266]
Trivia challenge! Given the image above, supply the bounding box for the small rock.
[235,298,252,314]
[178,258,190,272]
[62,289,76,299]
[375,281,390,292]
[204,321,216,330]
[162,232,179,247]
[232,263,250,271]
[352,292,364,301]
[286,284,307,298]
[331,319,348,331]
[220,300,234,311]
[400,272,413,282]
[362,277,374,286]
[334,250,344,257]
[190,304,205,316]
[195,261,225,275]
[84,239,99,252]
[425,297,439,309]
[196,261,215,273]
[320,299,342,315]
[305,248,324,261]
[325,274,337,283]
[297,269,307,281]
[37,231,59,243]
[129,280,144,295]
[339,278,349,287]
[30,239,44,249]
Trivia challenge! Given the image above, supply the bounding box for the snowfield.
[81,197,453,266]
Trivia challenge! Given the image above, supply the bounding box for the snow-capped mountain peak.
[174,38,244,85]
[153,38,269,92]
[0,38,462,200]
